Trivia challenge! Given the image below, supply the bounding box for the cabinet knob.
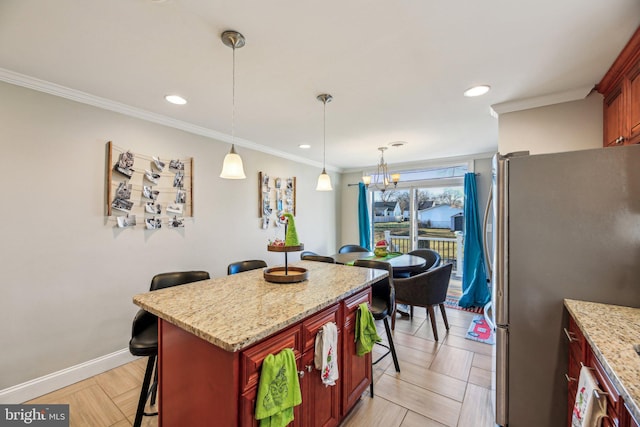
[306,365,314,372]
[616,136,625,144]
[298,370,305,378]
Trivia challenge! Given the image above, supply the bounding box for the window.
[369,163,468,271]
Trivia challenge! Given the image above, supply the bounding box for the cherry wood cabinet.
[565,312,631,427]
[158,287,371,427]
[626,403,640,427]
[598,27,640,147]
[340,289,373,416]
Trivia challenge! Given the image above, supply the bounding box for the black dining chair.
[352,259,400,397]
[408,249,441,275]
[338,244,369,254]
[227,259,267,275]
[300,250,318,260]
[395,249,442,316]
[301,254,336,263]
[129,270,210,427]
[393,263,453,340]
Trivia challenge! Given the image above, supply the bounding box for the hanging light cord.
[322,100,326,170]
[231,44,236,144]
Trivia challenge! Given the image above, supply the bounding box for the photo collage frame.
[258,171,296,229]
[107,141,193,230]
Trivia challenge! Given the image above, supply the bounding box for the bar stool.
[353,259,400,397]
[129,270,210,427]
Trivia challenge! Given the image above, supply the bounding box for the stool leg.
[369,362,374,398]
[150,358,158,406]
[383,317,400,372]
[134,356,155,427]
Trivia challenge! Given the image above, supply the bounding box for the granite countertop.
[133,260,387,352]
[564,299,640,422]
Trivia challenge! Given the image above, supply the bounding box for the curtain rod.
[347,172,480,187]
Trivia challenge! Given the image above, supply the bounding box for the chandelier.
[362,147,400,192]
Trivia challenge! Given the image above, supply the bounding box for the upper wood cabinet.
[597,26,640,146]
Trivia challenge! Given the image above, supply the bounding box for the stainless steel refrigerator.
[488,145,640,426]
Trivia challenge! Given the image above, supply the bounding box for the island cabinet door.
[340,288,373,416]
[239,324,303,427]
[300,303,342,427]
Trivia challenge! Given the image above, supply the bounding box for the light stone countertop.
[564,299,640,422]
[133,261,387,352]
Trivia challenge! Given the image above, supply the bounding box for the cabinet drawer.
[587,349,622,424]
[565,316,585,363]
[302,303,341,353]
[240,325,302,392]
[342,288,372,326]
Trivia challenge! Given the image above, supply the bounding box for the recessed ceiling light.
[389,141,407,148]
[165,95,187,105]
[464,85,491,97]
[299,144,311,149]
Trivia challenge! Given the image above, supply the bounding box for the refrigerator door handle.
[483,186,493,278]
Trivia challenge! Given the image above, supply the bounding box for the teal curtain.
[358,183,371,250]
[459,173,491,308]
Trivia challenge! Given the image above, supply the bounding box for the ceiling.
[0,0,638,172]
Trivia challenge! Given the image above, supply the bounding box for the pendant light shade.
[220,144,246,179]
[316,168,332,191]
[219,30,247,180]
[316,94,333,191]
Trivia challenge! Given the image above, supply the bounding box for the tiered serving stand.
[263,244,309,283]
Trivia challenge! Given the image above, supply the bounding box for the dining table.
[330,251,426,275]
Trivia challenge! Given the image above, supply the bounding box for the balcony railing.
[383,231,463,276]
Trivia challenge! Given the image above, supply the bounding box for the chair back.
[404,249,441,277]
[408,249,441,272]
[394,263,453,307]
[150,270,211,291]
[300,251,318,260]
[227,260,268,275]
[131,270,210,356]
[338,244,369,254]
[353,259,395,312]
[301,254,335,263]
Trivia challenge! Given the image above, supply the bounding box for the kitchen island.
[133,260,387,426]
[564,299,640,426]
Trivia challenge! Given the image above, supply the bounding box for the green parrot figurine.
[283,213,300,246]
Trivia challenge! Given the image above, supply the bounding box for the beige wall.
[0,81,338,392]
[498,91,603,154]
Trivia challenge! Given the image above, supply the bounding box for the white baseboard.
[0,349,138,404]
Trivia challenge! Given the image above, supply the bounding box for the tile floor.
[26,302,495,427]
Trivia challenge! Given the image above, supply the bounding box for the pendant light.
[316,93,333,191]
[219,30,247,179]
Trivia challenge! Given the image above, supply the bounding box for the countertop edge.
[564,299,640,423]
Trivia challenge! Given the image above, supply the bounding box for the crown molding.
[490,85,595,116]
[0,68,339,172]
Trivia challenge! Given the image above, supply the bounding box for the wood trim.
[597,25,640,94]
[106,141,113,216]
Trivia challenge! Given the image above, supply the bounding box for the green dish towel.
[354,303,382,356]
[255,348,302,427]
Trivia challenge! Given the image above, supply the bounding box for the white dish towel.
[314,322,339,386]
[572,365,607,427]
